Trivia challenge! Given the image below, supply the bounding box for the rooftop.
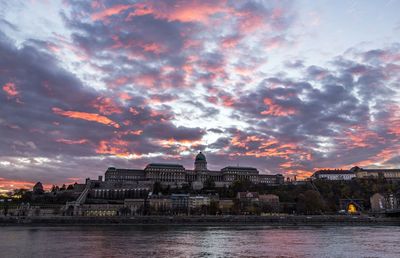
[222,166,258,171]
[145,163,185,169]
[314,170,354,175]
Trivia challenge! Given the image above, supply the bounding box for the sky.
[0,0,400,191]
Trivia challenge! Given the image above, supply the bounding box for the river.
[0,225,399,257]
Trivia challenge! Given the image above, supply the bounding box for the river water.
[0,225,399,257]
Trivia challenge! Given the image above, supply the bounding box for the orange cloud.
[345,147,399,168]
[131,130,143,135]
[134,74,156,87]
[119,92,132,101]
[261,98,297,116]
[340,125,386,149]
[52,107,120,128]
[129,1,229,24]
[129,107,140,115]
[220,95,235,107]
[92,4,135,20]
[237,13,266,33]
[0,178,35,192]
[221,35,242,48]
[56,138,89,145]
[143,42,166,54]
[96,140,130,157]
[91,96,123,115]
[154,138,202,152]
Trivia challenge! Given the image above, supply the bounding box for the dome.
[195,152,206,161]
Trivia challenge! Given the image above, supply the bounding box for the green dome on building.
[195,152,206,161]
[194,152,207,171]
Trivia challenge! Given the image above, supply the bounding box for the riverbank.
[1,215,400,226]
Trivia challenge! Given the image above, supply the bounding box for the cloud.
[52,107,120,128]
[1,1,399,189]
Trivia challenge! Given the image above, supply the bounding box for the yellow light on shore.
[347,203,357,214]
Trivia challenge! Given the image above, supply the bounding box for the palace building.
[104,152,284,188]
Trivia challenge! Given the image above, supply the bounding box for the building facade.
[104,152,284,188]
[370,193,400,212]
[351,166,400,180]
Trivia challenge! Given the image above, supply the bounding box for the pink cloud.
[92,4,135,21]
[2,82,21,102]
[261,98,297,116]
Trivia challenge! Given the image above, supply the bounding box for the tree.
[231,179,252,193]
[152,182,163,195]
[297,190,325,215]
[3,205,8,216]
[204,178,216,190]
[209,201,219,215]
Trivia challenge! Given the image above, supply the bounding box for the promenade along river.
[1,225,400,257]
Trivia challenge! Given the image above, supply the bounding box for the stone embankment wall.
[1,215,400,226]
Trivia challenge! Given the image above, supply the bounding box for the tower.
[194,152,207,171]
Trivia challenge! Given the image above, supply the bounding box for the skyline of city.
[1,0,400,192]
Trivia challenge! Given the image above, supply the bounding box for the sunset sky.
[1,0,400,191]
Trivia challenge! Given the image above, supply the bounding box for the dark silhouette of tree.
[231,179,252,193]
[152,182,163,195]
[204,178,216,190]
[296,190,325,214]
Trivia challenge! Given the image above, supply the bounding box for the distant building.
[78,204,122,217]
[370,193,400,212]
[351,166,400,180]
[104,152,284,188]
[218,199,234,213]
[311,169,355,181]
[237,192,259,200]
[311,166,400,181]
[189,196,210,209]
[259,194,279,204]
[124,199,145,215]
[89,180,151,200]
[171,194,189,214]
[105,169,145,182]
[148,196,172,214]
[237,191,259,205]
